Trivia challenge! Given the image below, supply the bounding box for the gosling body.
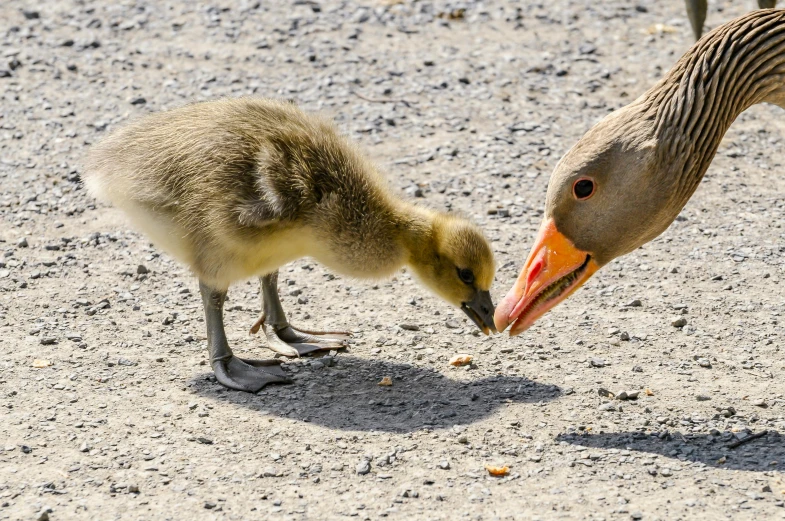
[88,98,418,289]
[86,98,496,392]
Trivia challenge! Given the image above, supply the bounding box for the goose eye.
[457,268,475,285]
[573,178,595,200]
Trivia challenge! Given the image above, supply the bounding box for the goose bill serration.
[495,9,785,335]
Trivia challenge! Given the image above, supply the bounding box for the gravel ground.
[2,1,785,520]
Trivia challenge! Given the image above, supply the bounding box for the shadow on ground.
[557,430,785,472]
[190,356,561,432]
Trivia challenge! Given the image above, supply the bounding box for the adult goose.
[86,98,497,392]
[685,0,776,40]
[495,10,785,336]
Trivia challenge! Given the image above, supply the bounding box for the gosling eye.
[573,178,595,200]
[457,268,475,285]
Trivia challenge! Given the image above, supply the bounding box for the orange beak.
[494,218,599,336]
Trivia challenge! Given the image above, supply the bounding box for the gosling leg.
[199,281,291,392]
[758,0,776,9]
[250,271,350,357]
[685,0,707,41]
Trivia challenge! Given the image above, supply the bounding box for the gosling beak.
[494,218,599,336]
[461,289,497,335]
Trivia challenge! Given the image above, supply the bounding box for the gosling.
[84,97,497,393]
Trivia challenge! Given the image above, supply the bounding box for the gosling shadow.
[556,430,785,472]
[190,356,561,432]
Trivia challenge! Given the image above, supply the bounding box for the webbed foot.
[212,356,292,392]
[250,316,350,357]
[255,271,351,357]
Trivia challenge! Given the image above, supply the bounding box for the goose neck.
[642,10,785,202]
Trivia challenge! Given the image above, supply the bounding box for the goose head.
[495,106,687,335]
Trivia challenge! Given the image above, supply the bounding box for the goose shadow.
[189,356,561,432]
[556,430,785,472]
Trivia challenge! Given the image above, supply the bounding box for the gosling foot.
[250,316,350,357]
[212,356,292,392]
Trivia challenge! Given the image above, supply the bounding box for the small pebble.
[590,358,607,368]
[598,388,614,398]
[356,459,371,475]
[671,317,687,327]
[616,391,639,401]
[261,467,280,478]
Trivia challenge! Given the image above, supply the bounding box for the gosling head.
[409,215,497,335]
